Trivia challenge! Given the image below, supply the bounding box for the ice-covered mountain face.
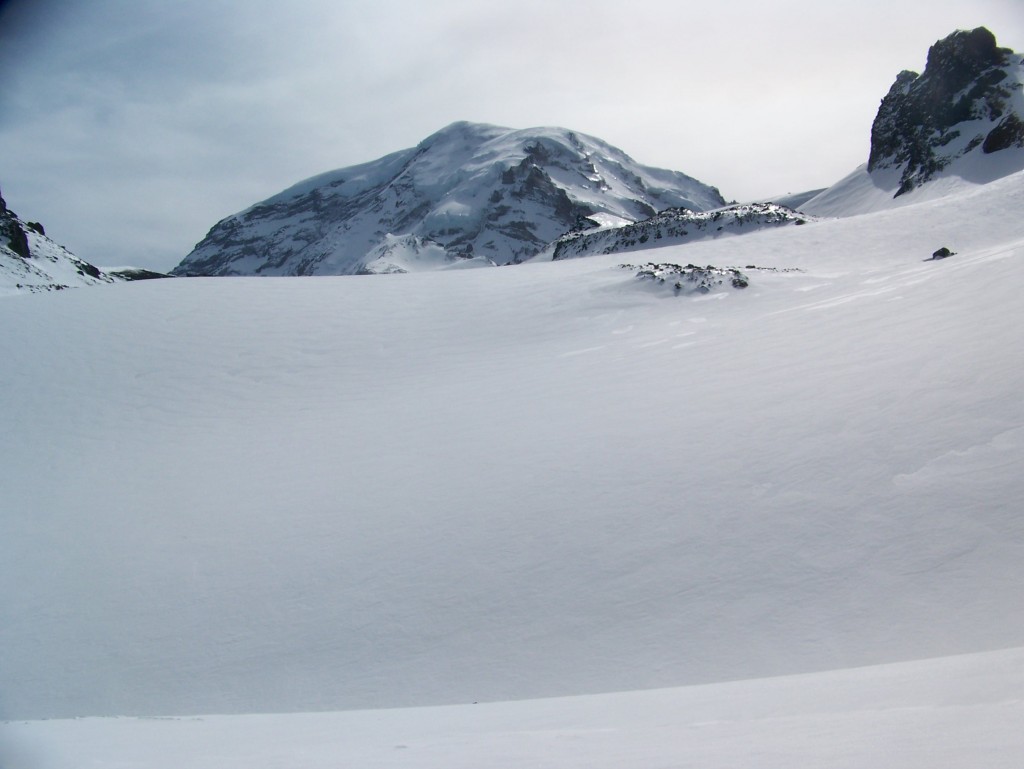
[172,122,726,276]
[869,27,1024,197]
[534,203,815,261]
[0,186,118,296]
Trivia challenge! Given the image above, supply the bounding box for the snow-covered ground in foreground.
[1,170,1023,764]
[3,647,1022,769]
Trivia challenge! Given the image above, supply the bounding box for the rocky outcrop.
[105,267,173,281]
[3,217,31,259]
[1,183,118,295]
[539,203,814,262]
[981,113,1024,153]
[1,182,174,296]
[869,27,1024,196]
[173,122,726,277]
[627,262,751,294]
[0,185,32,259]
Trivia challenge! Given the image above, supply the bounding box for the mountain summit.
[172,122,725,276]
[802,27,1024,217]
[869,27,1024,196]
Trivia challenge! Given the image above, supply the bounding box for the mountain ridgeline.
[174,28,1024,278]
[172,123,725,277]
[6,27,1020,292]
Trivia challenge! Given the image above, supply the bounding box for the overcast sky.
[1,0,1022,271]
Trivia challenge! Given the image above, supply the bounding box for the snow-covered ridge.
[535,202,814,261]
[0,190,116,296]
[172,121,725,276]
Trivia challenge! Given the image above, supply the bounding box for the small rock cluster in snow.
[621,262,750,294]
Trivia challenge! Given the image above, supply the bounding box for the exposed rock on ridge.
[869,27,1024,196]
[0,183,127,295]
[0,186,31,259]
[173,122,726,277]
[536,203,814,262]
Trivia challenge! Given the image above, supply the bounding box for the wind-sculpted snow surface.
[536,203,814,261]
[2,170,1023,724]
[5,648,1022,769]
[172,121,725,276]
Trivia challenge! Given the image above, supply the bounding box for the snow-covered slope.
[755,188,827,209]
[803,27,1024,217]
[0,187,119,295]
[533,202,815,261]
[5,647,1021,769]
[3,169,1023,724]
[172,122,725,276]
[360,233,497,274]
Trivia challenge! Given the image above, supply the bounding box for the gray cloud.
[1,0,1022,271]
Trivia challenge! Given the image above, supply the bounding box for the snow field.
[3,647,1022,769]
[1,171,1022,761]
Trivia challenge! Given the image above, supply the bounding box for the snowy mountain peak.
[172,122,725,277]
[868,27,1024,196]
[923,26,1011,82]
[801,27,1024,218]
[416,119,510,152]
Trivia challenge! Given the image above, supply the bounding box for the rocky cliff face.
[173,122,726,277]
[0,186,31,259]
[869,27,1024,196]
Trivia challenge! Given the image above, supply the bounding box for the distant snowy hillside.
[0,186,119,295]
[172,122,725,276]
[533,203,814,261]
[804,27,1024,217]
